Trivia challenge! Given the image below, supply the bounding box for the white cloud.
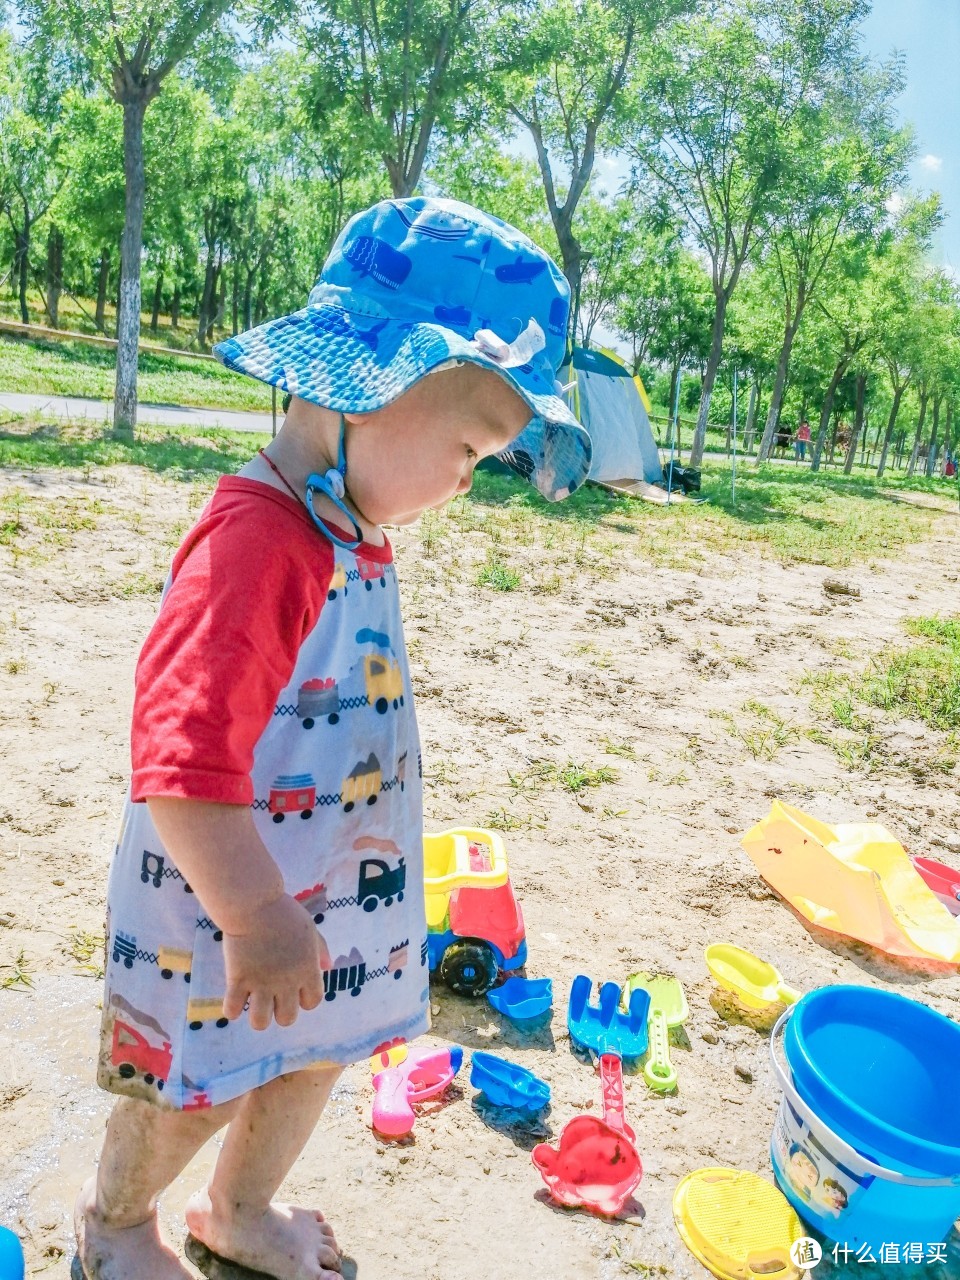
[885,193,905,214]
[920,154,943,172]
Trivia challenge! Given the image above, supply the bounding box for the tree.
[613,232,713,403]
[754,60,910,461]
[628,0,875,466]
[300,0,489,200]
[0,31,62,323]
[506,0,685,330]
[19,0,241,434]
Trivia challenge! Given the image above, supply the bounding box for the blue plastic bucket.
[770,986,960,1253]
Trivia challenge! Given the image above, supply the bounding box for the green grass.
[475,552,521,591]
[859,618,960,732]
[805,616,960,773]
[0,419,266,476]
[0,333,270,412]
[713,700,800,761]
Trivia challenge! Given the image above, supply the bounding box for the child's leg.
[75,1094,240,1279]
[185,1064,343,1280]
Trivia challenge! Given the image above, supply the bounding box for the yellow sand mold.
[742,800,960,962]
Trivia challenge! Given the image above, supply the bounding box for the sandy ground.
[1,457,960,1280]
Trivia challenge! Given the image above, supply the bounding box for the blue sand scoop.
[486,976,553,1022]
[470,1051,551,1114]
[568,974,650,1059]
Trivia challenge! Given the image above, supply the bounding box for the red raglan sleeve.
[130,485,333,805]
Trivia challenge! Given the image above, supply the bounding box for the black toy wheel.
[118,1063,135,1079]
[300,809,312,820]
[302,717,315,729]
[439,940,498,997]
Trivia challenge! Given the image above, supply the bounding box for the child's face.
[345,366,532,527]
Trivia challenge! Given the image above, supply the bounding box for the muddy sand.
[1,459,959,1280]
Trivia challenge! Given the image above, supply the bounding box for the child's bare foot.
[74,1176,194,1280]
[185,1187,341,1280]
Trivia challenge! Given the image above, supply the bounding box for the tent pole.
[667,366,681,505]
[731,366,738,507]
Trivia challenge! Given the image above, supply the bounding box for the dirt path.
[1,463,959,1279]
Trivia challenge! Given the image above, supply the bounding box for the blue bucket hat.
[214,197,592,502]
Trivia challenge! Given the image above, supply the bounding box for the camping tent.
[561,346,662,488]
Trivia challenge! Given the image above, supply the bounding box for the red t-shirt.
[130,477,387,806]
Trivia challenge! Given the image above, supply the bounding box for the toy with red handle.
[371,1043,463,1137]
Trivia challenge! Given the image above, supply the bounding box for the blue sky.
[861,0,960,272]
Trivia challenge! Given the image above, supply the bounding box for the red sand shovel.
[531,976,648,1216]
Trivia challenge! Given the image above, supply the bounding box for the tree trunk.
[875,384,905,477]
[743,381,758,454]
[253,259,269,327]
[114,92,149,437]
[943,403,954,472]
[95,250,111,331]
[843,372,867,474]
[14,223,30,324]
[907,389,930,476]
[925,395,942,477]
[45,226,63,328]
[214,253,227,331]
[197,250,217,346]
[231,258,239,335]
[693,293,728,467]
[556,227,583,346]
[150,267,164,333]
[811,357,848,472]
[171,280,181,329]
[758,315,801,461]
[243,267,255,331]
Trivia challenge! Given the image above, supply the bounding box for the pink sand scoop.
[531,1055,642,1215]
[531,976,646,1216]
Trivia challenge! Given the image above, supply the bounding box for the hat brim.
[214,303,591,502]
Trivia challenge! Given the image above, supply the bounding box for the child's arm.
[147,797,326,1030]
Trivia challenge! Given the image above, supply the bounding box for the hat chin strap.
[305,413,364,551]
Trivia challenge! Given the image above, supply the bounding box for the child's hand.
[221,894,326,1030]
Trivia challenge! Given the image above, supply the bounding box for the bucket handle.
[771,1008,960,1189]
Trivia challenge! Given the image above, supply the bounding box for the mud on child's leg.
[78,1065,342,1280]
[76,1093,240,1279]
[185,1064,343,1279]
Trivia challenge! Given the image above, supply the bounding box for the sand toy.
[673,1168,804,1280]
[742,800,960,962]
[470,1050,550,1114]
[486,976,553,1022]
[423,827,508,893]
[531,1065,642,1216]
[622,973,688,1093]
[705,944,800,1012]
[531,975,647,1215]
[567,974,649,1060]
[911,855,960,916]
[423,826,526,995]
[371,1043,463,1137]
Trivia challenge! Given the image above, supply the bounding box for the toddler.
[74,197,591,1280]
